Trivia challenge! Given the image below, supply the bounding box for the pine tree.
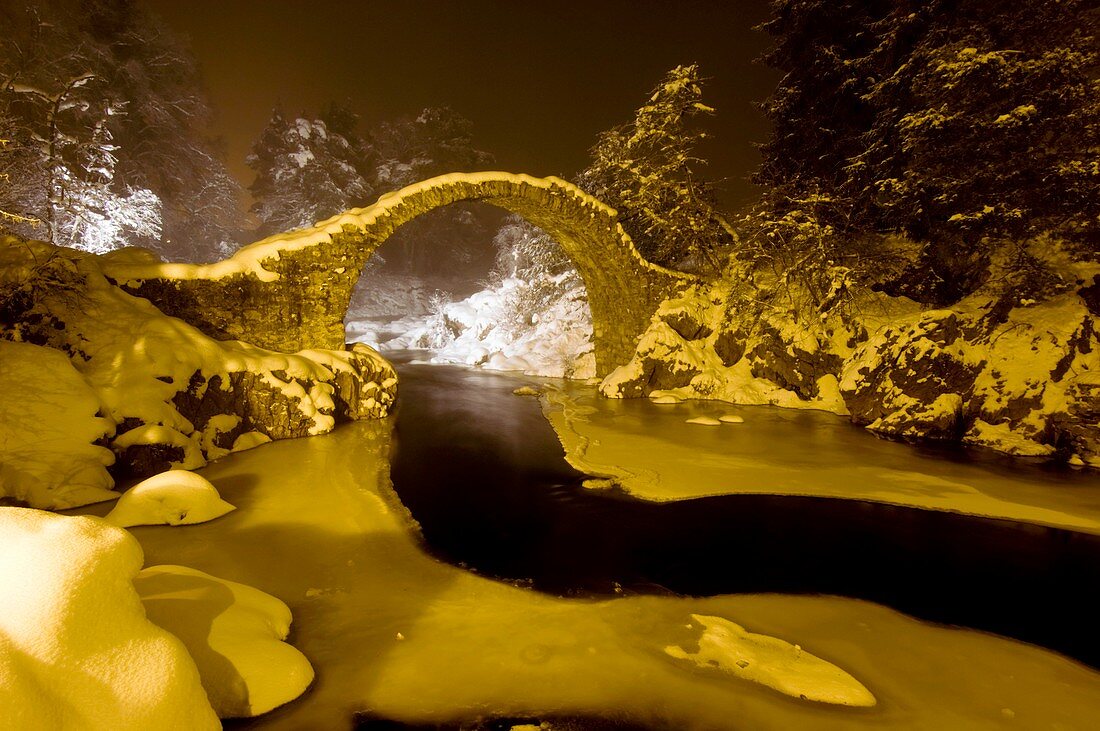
[0,0,241,259]
[577,64,731,269]
[754,0,1098,302]
[369,106,493,188]
[247,108,373,236]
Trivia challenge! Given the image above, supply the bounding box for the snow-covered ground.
[0,508,219,729]
[348,273,595,379]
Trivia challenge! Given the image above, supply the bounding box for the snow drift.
[0,508,219,730]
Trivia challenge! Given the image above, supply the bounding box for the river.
[99,356,1100,729]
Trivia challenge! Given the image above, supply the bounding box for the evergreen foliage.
[0,0,242,260]
[752,0,1098,303]
[367,107,495,275]
[248,105,495,275]
[577,64,731,269]
[246,108,373,236]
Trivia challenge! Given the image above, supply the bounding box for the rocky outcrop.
[842,294,1099,462]
[602,268,1100,467]
[1,237,397,493]
[601,281,851,413]
[840,312,978,441]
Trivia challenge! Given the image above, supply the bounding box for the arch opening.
[346,208,596,378]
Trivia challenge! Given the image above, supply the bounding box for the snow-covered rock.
[0,508,219,729]
[0,340,117,509]
[134,565,314,718]
[601,267,1100,466]
[1,236,397,480]
[665,614,876,707]
[601,281,852,413]
[843,291,1100,462]
[105,470,235,528]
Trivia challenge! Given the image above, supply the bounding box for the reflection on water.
[72,357,1100,729]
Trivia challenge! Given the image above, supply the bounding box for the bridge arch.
[105,172,694,376]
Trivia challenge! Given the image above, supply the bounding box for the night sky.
[144,0,779,210]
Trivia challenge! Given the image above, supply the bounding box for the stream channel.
[115,353,1100,729]
[388,357,1100,669]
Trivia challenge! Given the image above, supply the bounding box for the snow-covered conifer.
[577,64,731,269]
[247,109,373,236]
[754,0,1098,303]
[0,0,241,259]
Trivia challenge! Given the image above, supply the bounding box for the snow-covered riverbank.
[56,365,1100,729]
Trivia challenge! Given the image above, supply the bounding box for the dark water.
[388,358,1100,669]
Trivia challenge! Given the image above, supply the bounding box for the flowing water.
[94,356,1100,729]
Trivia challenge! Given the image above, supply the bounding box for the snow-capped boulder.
[840,311,978,441]
[664,614,876,707]
[104,470,235,528]
[134,565,314,718]
[0,508,219,730]
[0,340,117,509]
[601,282,850,413]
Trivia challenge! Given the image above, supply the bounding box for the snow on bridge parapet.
[104,172,697,376]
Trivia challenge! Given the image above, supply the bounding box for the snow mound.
[134,564,314,718]
[665,614,876,707]
[718,414,745,424]
[105,470,235,528]
[0,340,117,509]
[0,508,219,729]
[686,416,722,426]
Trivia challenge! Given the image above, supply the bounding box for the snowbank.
[0,340,117,509]
[0,508,219,729]
[134,564,314,718]
[105,470,235,528]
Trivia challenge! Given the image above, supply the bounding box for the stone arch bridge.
[105,172,695,376]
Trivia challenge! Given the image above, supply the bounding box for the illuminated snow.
[665,614,876,707]
[359,274,595,378]
[0,508,219,730]
[134,565,314,718]
[541,384,1100,533]
[104,470,235,528]
[0,341,117,509]
[18,248,391,471]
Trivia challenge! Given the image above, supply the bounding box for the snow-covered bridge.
[105,172,694,376]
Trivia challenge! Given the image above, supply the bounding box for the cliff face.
[601,260,1100,467]
[1,237,396,508]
